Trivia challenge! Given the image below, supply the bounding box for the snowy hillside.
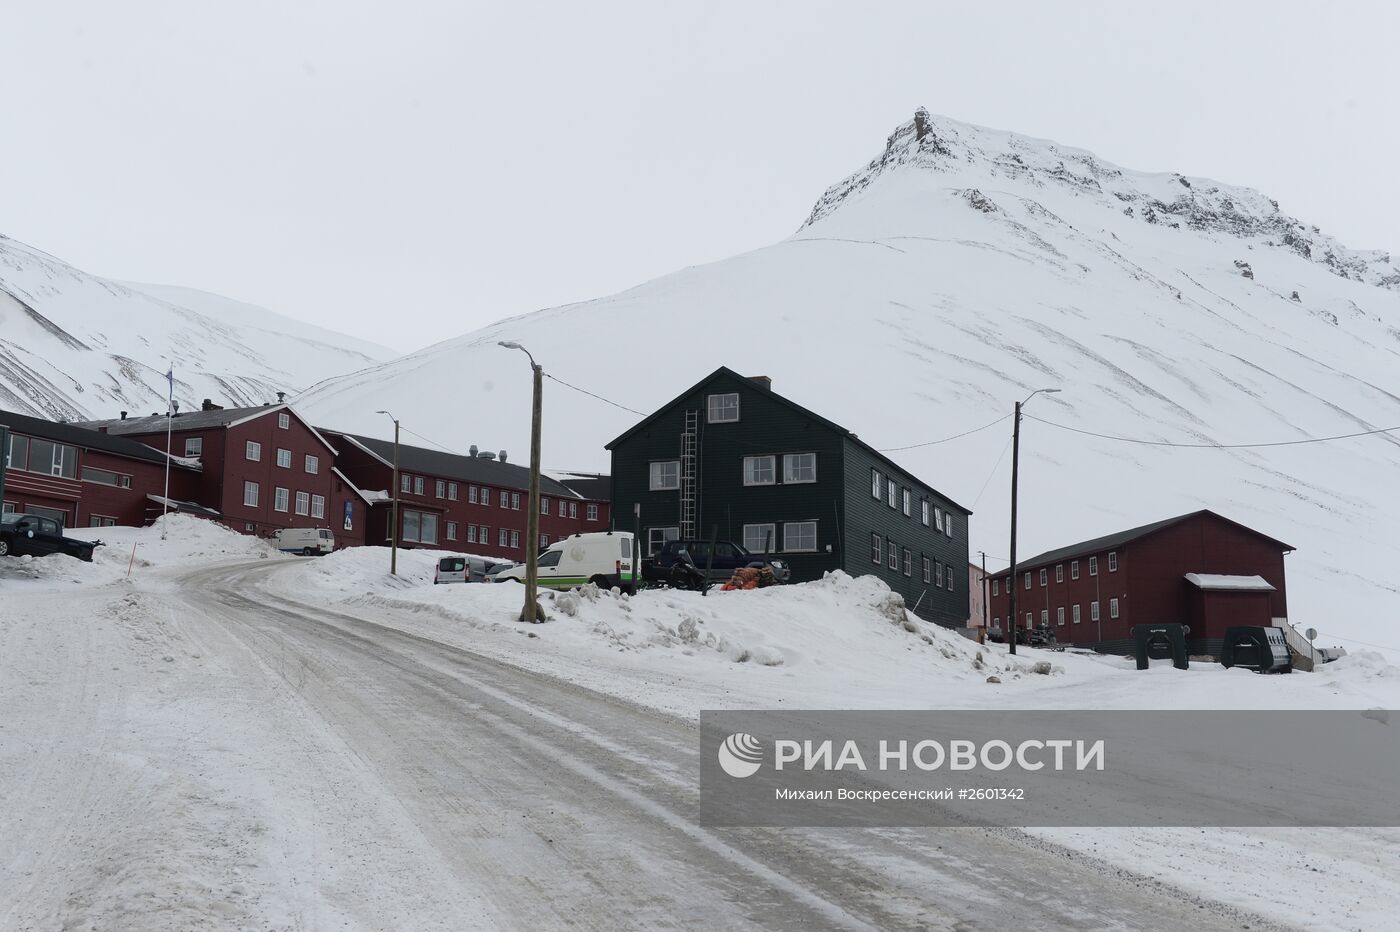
[0,235,394,421]
[296,110,1400,654]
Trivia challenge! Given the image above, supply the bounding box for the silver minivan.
[434,555,492,584]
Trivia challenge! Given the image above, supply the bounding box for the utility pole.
[500,341,545,622]
[376,410,400,576]
[1006,388,1061,656]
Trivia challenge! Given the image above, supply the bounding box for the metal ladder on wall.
[680,410,698,538]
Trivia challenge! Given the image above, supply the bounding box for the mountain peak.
[802,110,1399,291]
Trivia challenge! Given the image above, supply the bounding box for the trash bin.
[1220,626,1292,673]
[1132,623,1190,670]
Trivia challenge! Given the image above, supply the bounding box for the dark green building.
[606,368,971,626]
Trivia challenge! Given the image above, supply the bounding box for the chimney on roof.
[479,451,496,461]
[276,391,286,403]
[119,411,127,420]
[499,450,508,463]
[469,444,479,457]
[748,375,773,391]
[201,398,223,412]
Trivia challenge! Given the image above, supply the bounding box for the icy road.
[1,559,1288,930]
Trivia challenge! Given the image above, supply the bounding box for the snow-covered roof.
[1184,573,1276,592]
[332,467,387,505]
[146,494,222,519]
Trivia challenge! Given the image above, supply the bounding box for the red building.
[3,408,201,528]
[78,402,369,546]
[326,431,611,561]
[986,510,1292,655]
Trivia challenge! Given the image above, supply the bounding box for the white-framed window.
[743,455,775,486]
[872,469,881,499]
[306,454,319,474]
[510,530,520,549]
[783,453,817,484]
[243,481,259,507]
[1026,612,1034,628]
[498,528,508,546]
[446,521,457,540]
[276,448,292,468]
[404,511,437,545]
[1041,609,1049,626]
[89,515,118,528]
[480,487,491,507]
[935,507,944,532]
[295,491,310,515]
[277,412,290,430]
[1110,598,1120,619]
[436,480,446,499]
[922,556,931,583]
[650,460,680,490]
[1024,572,1031,590]
[448,482,458,501]
[888,539,898,570]
[992,578,1000,596]
[887,479,896,508]
[1073,604,1082,624]
[902,548,912,576]
[467,525,477,543]
[274,487,289,513]
[647,526,679,556]
[1057,607,1065,626]
[947,569,953,593]
[537,533,548,549]
[568,502,577,519]
[707,392,740,423]
[784,521,817,553]
[541,496,550,514]
[936,561,944,588]
[1040,568,1048,587]
[1071,560,1080,580]
[586,503,598,521]
[1089,556,1099,576]
[1055,564,1064,583]
[246,440,261,462]
[468,485,478,504]
[743,523,776,554]
[559,499,567,517]
[402,474,411,493]
[500,492,509,509]
[945,514,953,539]
[511,492,521,510]
[81,467,132,488]
[1108,551,1118,572]
[1091,600,1101,622]
[414,477,425,496]
[871,533,883,565]
[921,500,930,526]
[901,488,911,516]
[184,437,203,457]
[311,495,325,519]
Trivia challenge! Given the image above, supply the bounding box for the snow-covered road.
[3,556,1292,930]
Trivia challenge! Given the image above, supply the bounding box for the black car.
[643,539,790,585]
[0,513,100,562]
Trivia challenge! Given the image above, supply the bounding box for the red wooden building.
[986,510,1292,655]
[326,431,611,561]
[3,408,201,528]
[78,402,370,547]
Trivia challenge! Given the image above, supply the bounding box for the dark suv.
[0,513,100,562]
[643,540,790,585]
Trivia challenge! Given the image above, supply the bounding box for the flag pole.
[162,367,173,540]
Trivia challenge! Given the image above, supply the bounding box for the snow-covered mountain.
[303,110,1398,649]
[0,235,394,420]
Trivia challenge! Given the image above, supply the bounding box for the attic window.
[278,412,290,430]
[707,393,739,423]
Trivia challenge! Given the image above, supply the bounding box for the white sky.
[3,1,1396,353]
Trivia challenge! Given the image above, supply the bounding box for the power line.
[399,425,466,456]
[544,373,647,416]
[971,433,1013,510]
[879,414,1012,452]
[1024,413,1400,449]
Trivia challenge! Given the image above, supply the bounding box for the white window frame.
[1108,551,1119,572]
[901,488,911,516]
[992,578,999,596]
[946,569,953,593]
[243,481,259,507]
[936,561,944,588]
[246,440,261,462]
[1071,560,1080,580]
[586,503,598,521]
[888,539,898,570]
[184,437,203,457]
[414,477,425,496]
[649,460,681,491]
[707,392,740,423]
[1040,568,1048,587]
[568,502,577,519]
[541,497,551,514]
[311,495,325,519]
[1091,600,1101,622]
[512,492,521,510]
[871,469,881,500]
[1073,604,1082,624]
[305,454,319,474]
[1110,598,1120,619]
[277,412,290,430]
[1024,572,1031,590]
[469,485,478,504]
[447,521,457,540]
[944,514,953,539]
[743,455,776,486]
[922,556,931,583]
[871,533,883,565]
[783,521,818,553]
[1089,556,1099,576]
[783,452,817,484]
[1055,564,1064,583]
[274,487,289,513]
[436,480,446,499]
[1041,609,1049,626]
[510,530,520,549]
[448,482,458,501]
[295,491,310,516]
[902,548,912,577]
[498,528,508,547]
[921,500,930,526]
[887,479,896,508]
[276,448,292,469]
[559,499,567,517]
[743,523,776,554]
[402,474,411,493]
[647,526,679,556]
[935,507,944,532]
[1057,607,1065,626]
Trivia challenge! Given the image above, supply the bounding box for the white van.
[492,531,636,593]
[274,527,334,555]
[434,555,493,584]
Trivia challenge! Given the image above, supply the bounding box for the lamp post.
[499,341,544,623]
[376,410,400,576]
[1007,388,1061,656]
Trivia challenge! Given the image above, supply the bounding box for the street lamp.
[499,341,544,623]
[376,410,400,576]
[1007,388,1061,656]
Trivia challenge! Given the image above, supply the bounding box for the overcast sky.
[3,1,1396,353]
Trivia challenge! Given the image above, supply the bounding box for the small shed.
[1185,573,1277,641]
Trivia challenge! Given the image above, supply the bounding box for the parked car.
[0,513,101,562]
[273,527,335,555]
[484,561,518,583]
[642,539,790,585]
[434,555,493,584]
[493,531,637,592]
